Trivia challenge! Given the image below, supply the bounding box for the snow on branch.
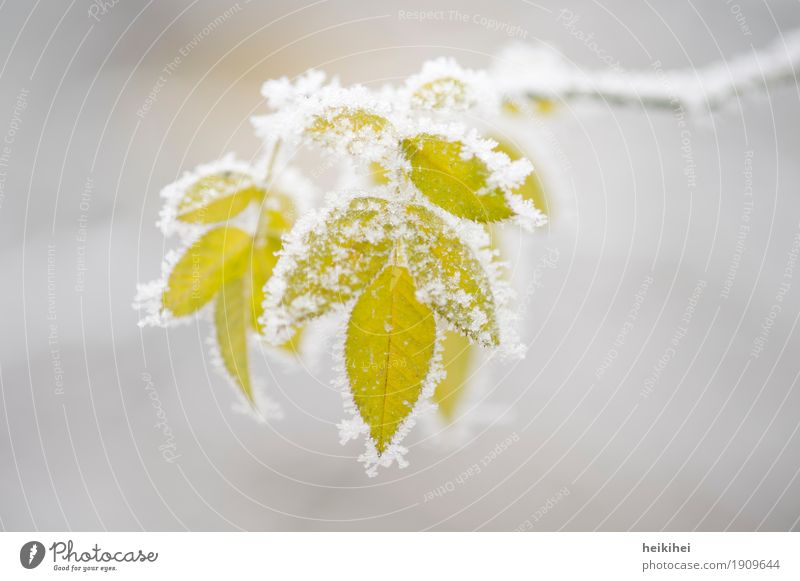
[494,29,800,113]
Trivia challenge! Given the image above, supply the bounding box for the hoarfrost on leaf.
[134,38,800,474]
[403,204,501,347]
[261,196,394,343]
[405,57,496,113]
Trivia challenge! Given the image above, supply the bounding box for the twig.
[495,29,800,113]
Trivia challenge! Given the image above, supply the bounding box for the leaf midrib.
[376,265,401,449]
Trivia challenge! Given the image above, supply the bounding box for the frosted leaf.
[402,204,500,347]
[335,307,446,477]
[262,196,393,343]
[490,135,550,217]
[175,172,261,224]
[306,106,396,162]
[158,154,256,237]
[402,130,547,230]
[405,57,496,113]
[260,69,328,110]
[255,83,398,162]
[345,265,436,454]
[253,70,337,144]
[213,275,253,402]
[161,226,252,318]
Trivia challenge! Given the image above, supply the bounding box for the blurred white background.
[1,0,799,531]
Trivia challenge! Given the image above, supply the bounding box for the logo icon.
[20,541,45,569]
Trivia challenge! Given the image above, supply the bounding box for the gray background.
[1,0,799,531]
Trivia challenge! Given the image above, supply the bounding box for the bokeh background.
[1,0,799,531]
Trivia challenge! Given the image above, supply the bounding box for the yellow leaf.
[369,162,390,185]
[402,134,513,222]
[278,327,303,354]
[404,205,499,346]
[215,275,252,401]
[491,137,549,217]
[273,197,393,329]
[433,331,473,422]
[532,97,558,115]
[248,235,282,332]
[177,172,262,223]
[346,265,437,453]
[162,226,251,317]
[502,97,558,116]
[255,190,296,237]
[411,77,469,109]
[501,99,522,115]
[309,107,389,135]
[307,107,393,156]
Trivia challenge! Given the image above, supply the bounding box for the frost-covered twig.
[495,29,800,112]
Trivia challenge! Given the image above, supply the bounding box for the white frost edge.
[260,192,390,345]
[133,232,206,328]
[158,153,255,238]
[335,315,446,477]
[403,57,499,115]
[406,198,528,360]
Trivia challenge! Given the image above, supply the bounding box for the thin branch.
[495,29,800,113]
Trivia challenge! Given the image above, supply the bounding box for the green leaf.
[271,197,393,329]
[404,204,500,346]
[433,331,473,422]
[215,275,252,401]
[177,172,262,223]
[162,226,251,317]
[402,134,514,222]
[491,137,549,216]
[345,265,437,453]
